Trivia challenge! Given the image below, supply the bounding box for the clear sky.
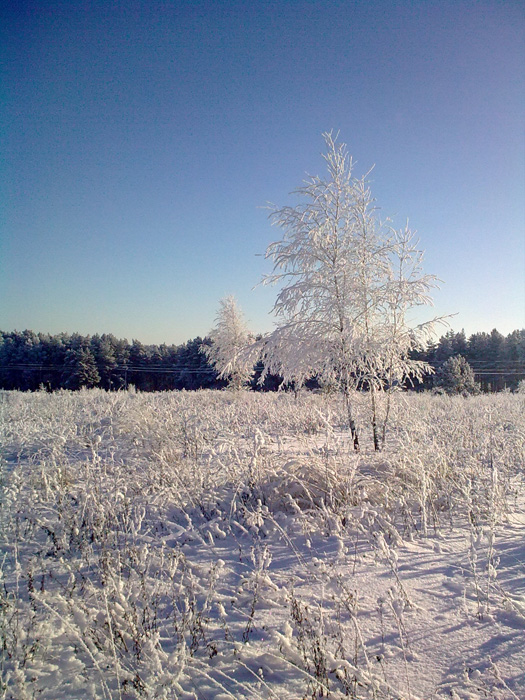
[2,0,524,345]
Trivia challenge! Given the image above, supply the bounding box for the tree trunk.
[380,388,392,451]
[370,384,380,451]
[343,386,359,451]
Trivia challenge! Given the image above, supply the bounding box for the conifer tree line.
[411,328,525,392]
[0,327,523,393]
[0,331,219,392]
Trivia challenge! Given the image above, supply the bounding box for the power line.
[0,364,218,374]
[2,362,525,374]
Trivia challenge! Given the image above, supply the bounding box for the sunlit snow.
[1,389,523,699]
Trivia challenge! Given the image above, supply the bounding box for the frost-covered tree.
[91,334,118,389]
[202,296,254,390]
[434,355,480,396]
[259,132,444,450]
[63,347,100,389]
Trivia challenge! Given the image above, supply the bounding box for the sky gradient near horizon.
[2,0,524,345]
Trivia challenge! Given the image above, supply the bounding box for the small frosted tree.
[202,296,254,390]
[259,132,444,450]
[434,355,480,396]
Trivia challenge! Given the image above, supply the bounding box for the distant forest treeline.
[0,328,524,393]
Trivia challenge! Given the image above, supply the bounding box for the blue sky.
[2,0,524,345]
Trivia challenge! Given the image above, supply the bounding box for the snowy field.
[1,388,524,699]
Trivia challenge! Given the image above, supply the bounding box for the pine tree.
[64,347,100,389]
[434,355,479,396]
[92,334,118,389]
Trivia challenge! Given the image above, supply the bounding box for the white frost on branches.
[203,296,254,390]
[258,132,447,449]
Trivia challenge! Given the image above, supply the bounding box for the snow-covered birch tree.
[259,132,444,450]
[202,296,254,390]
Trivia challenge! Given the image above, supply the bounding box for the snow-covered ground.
[1,388,524,699]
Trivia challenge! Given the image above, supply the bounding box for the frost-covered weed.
[370,392,524,534]
[0,388,523,698]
